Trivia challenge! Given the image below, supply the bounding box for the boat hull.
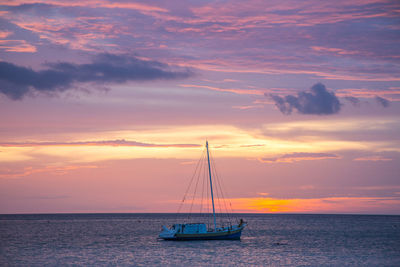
[161,228,243,241]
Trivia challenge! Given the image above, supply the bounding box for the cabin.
[172,223,207,234]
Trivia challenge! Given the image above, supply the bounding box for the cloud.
[344,96,360,106]
[240,144,265,148]
[0,139,200,148]
[0,39,37,52]
[353,155,392,162]
[268,83,341,115]
[375,96,390,107]
[0,30,13,38]
[25,195,70,200]
[180,84,264,96]
[0,165,98,179]
[4,1,168,13]
[311,46,358,55]
[0,53,192,100]
[259,152,340,163]
[336,88,400,101]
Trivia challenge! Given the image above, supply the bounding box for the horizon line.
[1,212,399,216]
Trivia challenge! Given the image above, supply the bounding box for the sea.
[1,213,399,266]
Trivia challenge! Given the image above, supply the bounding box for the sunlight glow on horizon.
[228,197,400,214]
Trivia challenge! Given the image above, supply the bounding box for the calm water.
[1,213,399,266]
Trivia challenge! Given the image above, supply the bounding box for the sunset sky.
[1,0,400,214]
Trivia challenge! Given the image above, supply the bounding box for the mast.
[206,140,217,231]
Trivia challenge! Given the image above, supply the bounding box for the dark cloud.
[0,54,192,100]
[268,83,341,115]
[344,96,360,106]
[375,96,390,107]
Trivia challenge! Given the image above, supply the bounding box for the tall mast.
[206,140,217,231]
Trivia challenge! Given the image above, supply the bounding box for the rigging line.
[210,149,232,225]
[202,149,208,224]
[204,151,209,225]
[177,147,205,215]
[189,148,204,217]
[201,150,207,213]
[214,161,231,224]
[198,152,207,220]
[216,176,225,225]
[208,146,224,226]
[214,169,223,226]
[219,170,231,225]
[208,156,211,229]
[221,181,237,223]
[211,151,236,219]
[214,165,230,225]
[209,148,221,225]
[197,151,207,215]
[199,148,206,215]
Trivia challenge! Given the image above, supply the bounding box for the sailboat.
[159,141,247,240]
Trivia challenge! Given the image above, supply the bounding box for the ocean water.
[1,213,399,266]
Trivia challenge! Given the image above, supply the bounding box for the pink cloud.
[0,139,200,148]
[336,88,400,101]
[175,58,400,82]
[259,152,340,163]
[0,40,36,52]
[1,0,168,13]
[0,165,98,179]
[13,19,119,52]
[189,0,397,30]
[232,105,264,110]
[353,156,392,162]
[0,30,13,38]
[179,83,295,97]
[180,84,265,96]
[311,46,359,55]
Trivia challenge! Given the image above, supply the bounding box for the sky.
[1,0,400,214]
